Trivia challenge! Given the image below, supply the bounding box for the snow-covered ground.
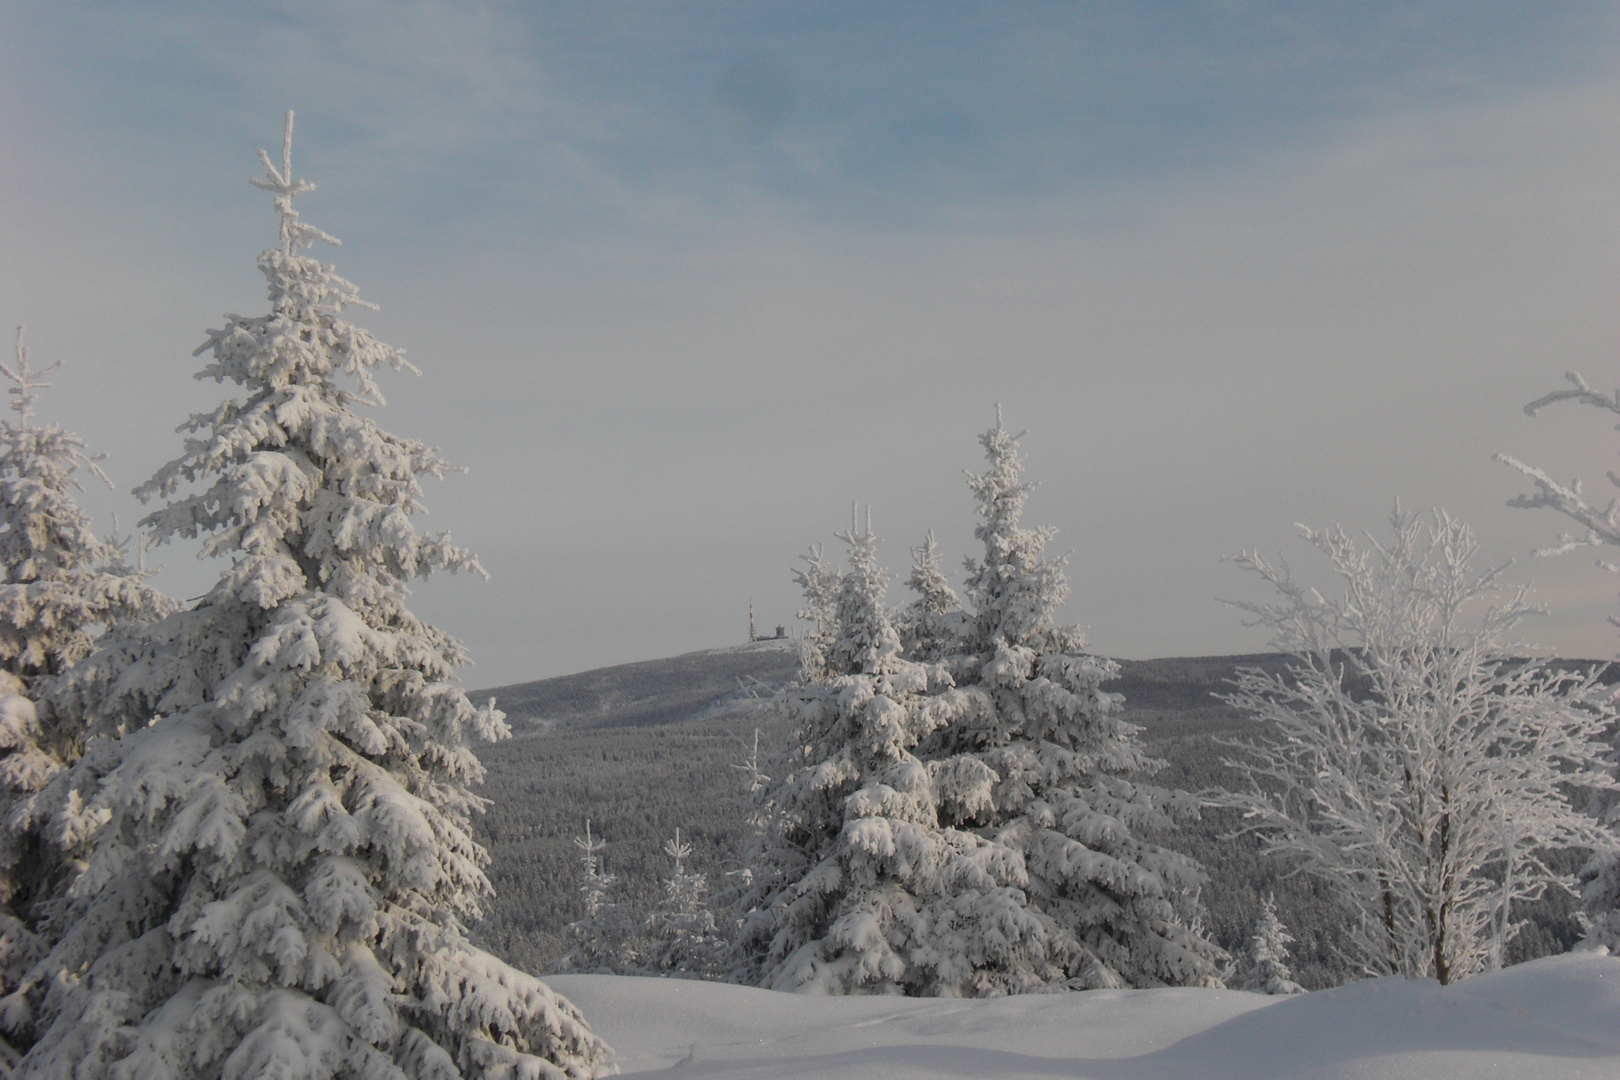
[549,952,1620,1079]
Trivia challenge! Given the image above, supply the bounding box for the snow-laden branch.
[1498,370,1620,560]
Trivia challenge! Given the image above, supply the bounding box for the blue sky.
[12,4,1616,231]
[5,3,1620,683]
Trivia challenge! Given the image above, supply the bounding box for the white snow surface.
[548,951,1620,1079]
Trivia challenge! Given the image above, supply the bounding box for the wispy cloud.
[12,2,1619,238]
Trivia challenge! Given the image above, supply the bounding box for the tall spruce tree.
[923,412,1223,989]
[7,114,608,1078]
[736,510,1042,995]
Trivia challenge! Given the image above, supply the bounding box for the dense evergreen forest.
[469,643,1595,989]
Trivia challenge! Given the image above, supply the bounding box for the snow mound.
[548,951,1620,1079]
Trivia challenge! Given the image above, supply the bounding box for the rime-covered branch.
[1213,508,1618,983]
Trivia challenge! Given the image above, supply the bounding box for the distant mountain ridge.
[475,638,800,735]
[475,643,1297,735]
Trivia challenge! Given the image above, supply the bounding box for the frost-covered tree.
[643,830,727,980]
[0,328,170,690]
[718,727,775,975]
[923,413,1224,990]
[1215,508,1618,984]
[896,531,963,664]
[0,330,167,683]
[1496,371,1620,950]
[0,329,173,1060]
[736,510,1043,995]
[791,544,841,681]
[7,114,608,1078]
[1236,894,1306,995]
[556,820,638,977]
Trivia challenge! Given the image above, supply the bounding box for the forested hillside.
[469,640,801,971]
[469,644,1591,988]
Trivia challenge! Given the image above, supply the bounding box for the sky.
[4,3,1620,687]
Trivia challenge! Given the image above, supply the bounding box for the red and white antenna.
[749,597,756,642]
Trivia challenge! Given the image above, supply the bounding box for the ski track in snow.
[549,951,1620,1079]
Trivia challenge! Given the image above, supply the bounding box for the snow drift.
[549,950,1620,1079]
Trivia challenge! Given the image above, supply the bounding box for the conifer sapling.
[644,829,726,980]
[897,531,962,664]
[1577,848,1620,954]
[1236,894,1306,995]
[558,820,638,977]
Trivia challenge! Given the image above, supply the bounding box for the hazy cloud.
[5,4,1620,683]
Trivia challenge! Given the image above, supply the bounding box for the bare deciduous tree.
[1215,508,1617,984]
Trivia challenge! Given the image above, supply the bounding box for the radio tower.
[749,597,756,642]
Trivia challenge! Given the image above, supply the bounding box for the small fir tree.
[1236,894,1306,995]
[8,114,607,1078]
[896,531,963,664]
[644,830,726,980]
[736,509,1042,995]
[557,820,639,976]
[923,412,1224,989]
[791,544,841,681]
[721,727,781,979]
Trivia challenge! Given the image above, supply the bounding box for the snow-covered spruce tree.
[556,820,638,977]
[1214,508,1619,984]
[9,114,608,1078]
[0,329,173,1045]
[790,544,841,682]
[1235,894,1305,995]
[718,727,778,977]
[895,531,963,664]
[0,327,170,689]
[736,510,1043,995]
[643,830,726,980]
[921,413,1223,990]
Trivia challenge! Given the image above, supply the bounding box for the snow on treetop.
[1,328,64,428]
